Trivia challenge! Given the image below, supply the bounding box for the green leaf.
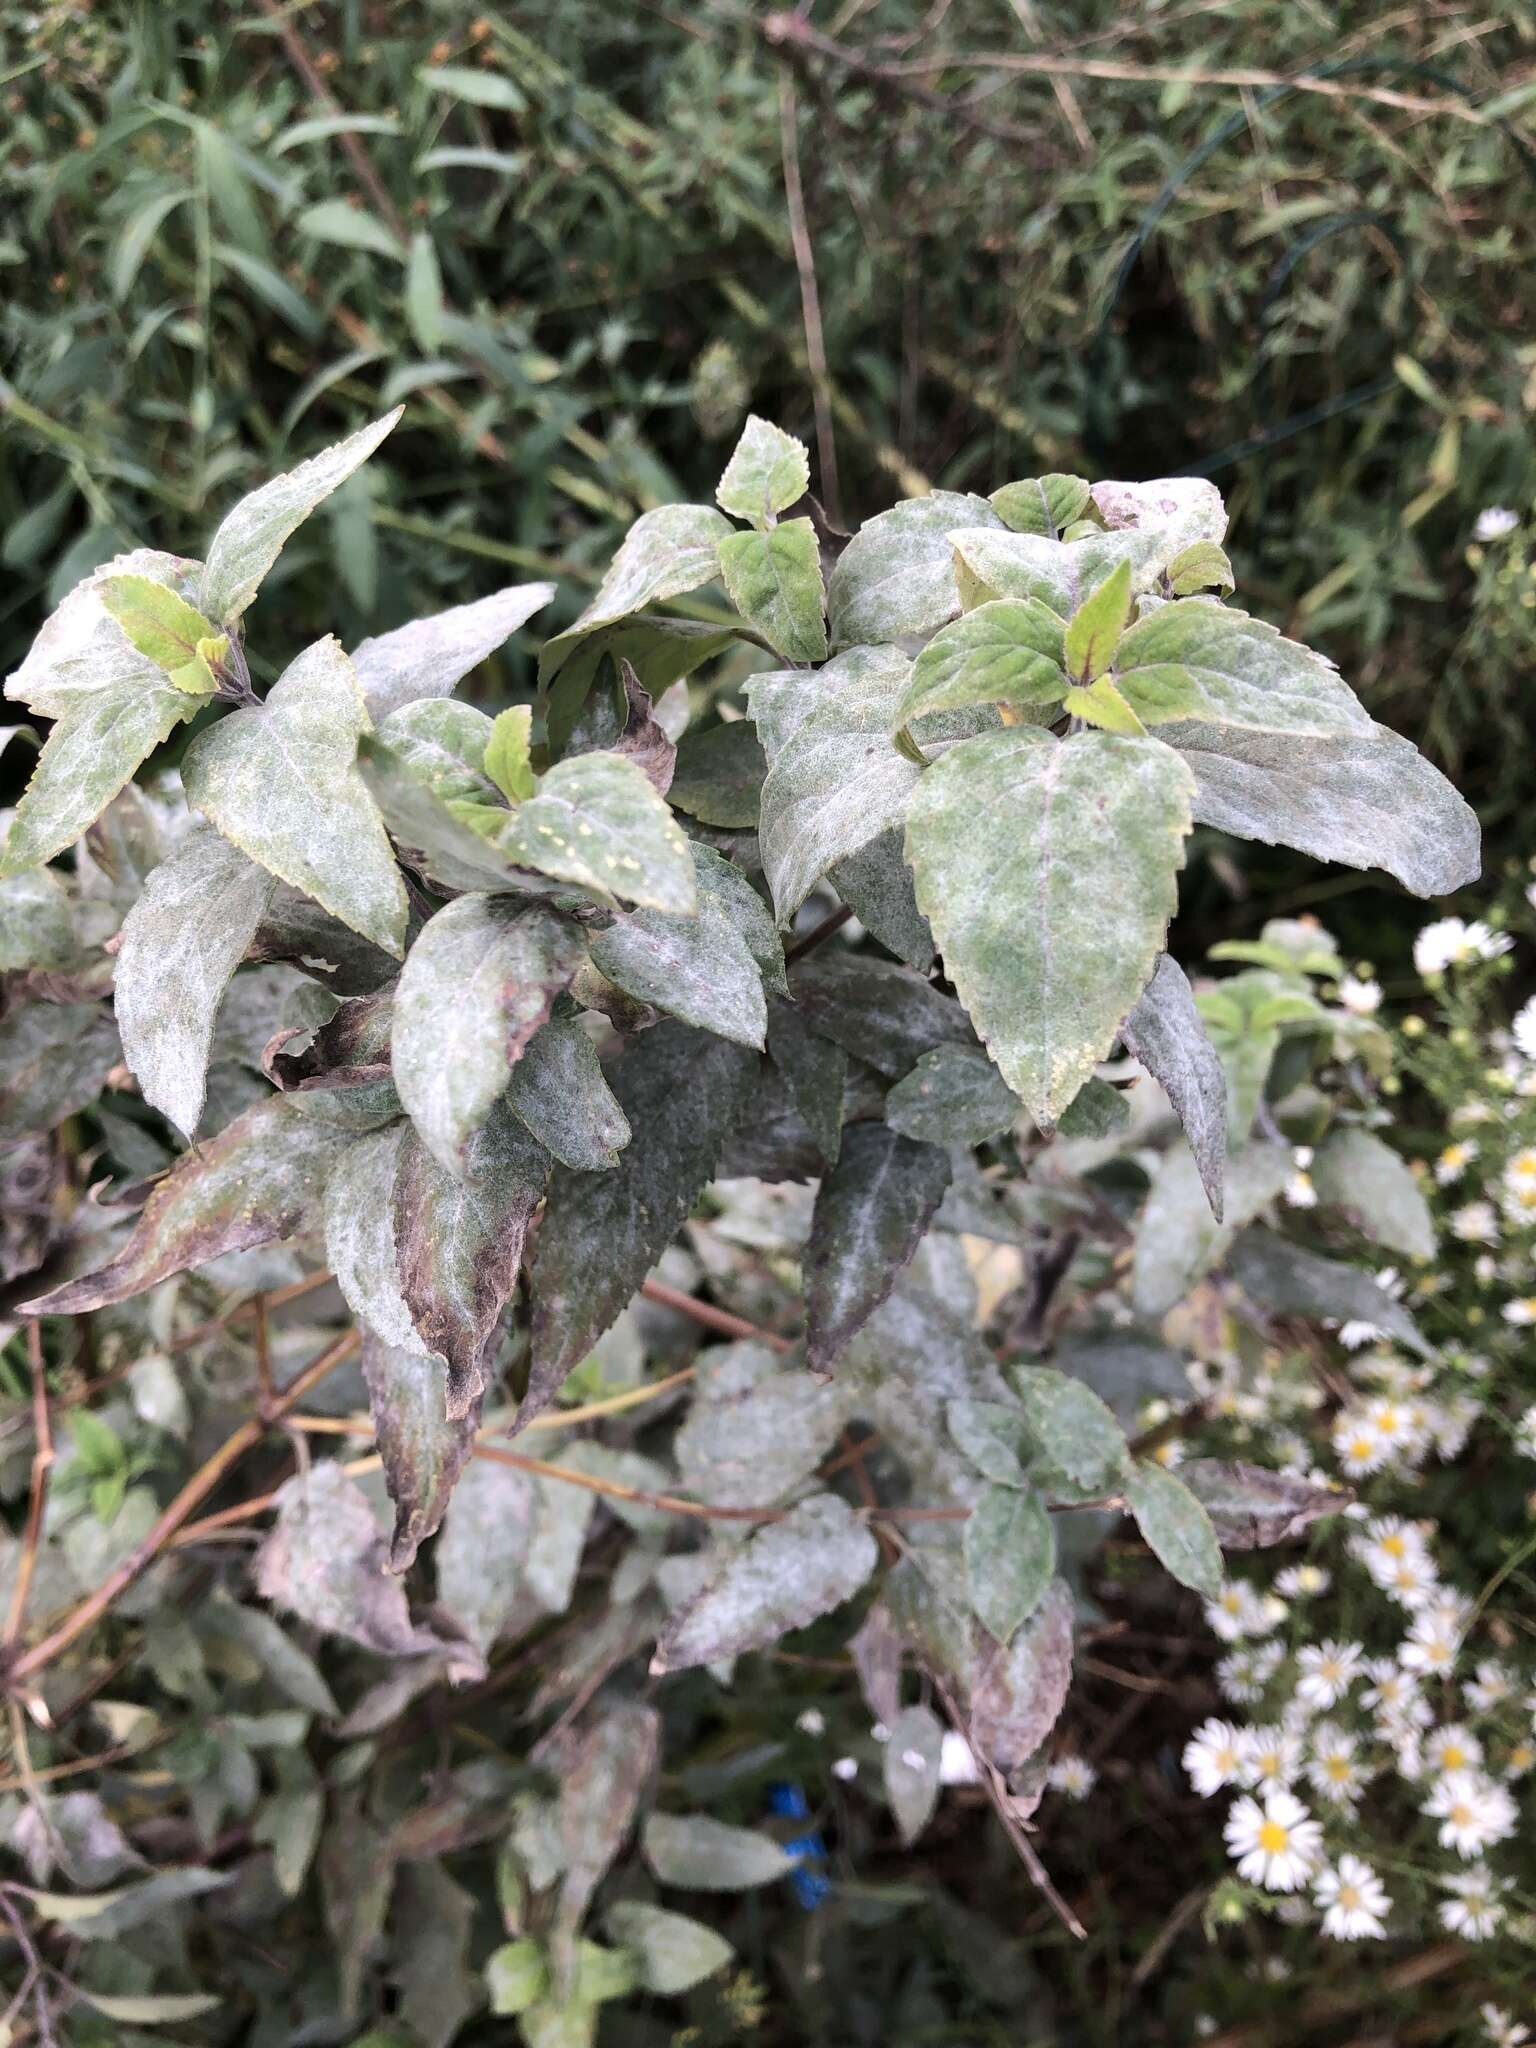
[747,645,919,925]
[361,1333,473,1572]
[1061,675,1147,735]
[486,1940,549,2016]
[605,1902,733,1995]
[904,728,1194,1126]
[826,491,1002,645]
[0,863,74,970]
[506,1014,631,1170]
[25,1096,348,1315]
[1063,558,1133,683]
[788,951,971,1078]
[674,1342,848,1509]
[394,896,585,1173]
[883,1704,945,1846]
[885,1043,1021,1146]
[114,829,277,1137]
[554,1702,661,1967]
[257,1462,464,1662]
[947,1398,1033,1486]
[1225,1225,1432,1356]
[1055,1075,1130,1138]
[1311,1126,1435,1259]
[1122,1460,1223,1597]
[895,599,1067,729]
[1177,1459,1349,1550]
[642,1814,796,1892]
[717,519,827,662]
[394,1106,551,1418]
[324,1123,420,1352]
[829,828,935,969]
[1008,1368,1127,1492]
[765,997,846,1165]
[947,526,1173,618]
[989,474,1091,537]
[1160,717,1480,898]
[667,720,766,829]
[295,197,403,258]
[498,750,697,914]
[1131,1143,1292,1318]
[5,547,199,718]
[199,409,402,623]
[965,1484,1055,1643]
[99,573,223,694]
[652,1493,878,1672]
[1111,602,1372,735]
[0,1001,118,1142]
[182,636,408,955]
[485,704,537,802]
[524,1023,756,1422]
[0,678,196,875]
[805,1122,952,1375]
[351,583,554,722]
[1166,541,1234,597]
[419,62,525,110]
[589,843,772,1049]
[540,505,732,677]
[1119,954,1227,1221]
[715,415,810,524]
[404,229,444,350]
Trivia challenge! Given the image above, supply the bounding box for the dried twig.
[3,1330,360,1690]
[776,69,842,528]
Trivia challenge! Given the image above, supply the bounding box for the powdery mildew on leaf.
[359,1330,478,1572]
[804,1121,953,1375]
[826,491,1002,645]
[1112,602,1372,734]
[497,749,697,914]
[351,581,555,720]
[906,727,1195,1126]
[182,636,409,956]
[1120,952,1227,1221]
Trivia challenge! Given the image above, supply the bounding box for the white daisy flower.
[1451,1201,1501,1244]
[1473,505,1519,541]
[1337,974,1382,1016]
[1274,1564,1330,1599]
[1501,1736,1536,1780]
[1513,996,1536,1064]
[1284,1143,1317,1208]
[1413,918,1512,975]
[1295,1640,1365,1710]
[1306,1724,1367,1807]
[1435,1139,1478,1184]
[796,1708,827,1736]
[1217,1641,1284,1705]
[1046,1755,1096,1799]
[1182,1717,1246,1798]
[1424,1724,1484,1777]
[1513,1403,1536,1460]
[1362,1660,1426,1720]
[831,1755,858,1781]
[1239,1725,1304,1791]
[1223,1788,1322,1892]
[1314,1853,1390,1939]
[1502,1294,1536,1326]
[1480,2005,1530,2048]
[1422,1770,1518,1857]
[1464,1661,1516,1715]
[1399,1606,1463,1678]
[1438,1866,1508,1940]
[1332,1412,1389,1477]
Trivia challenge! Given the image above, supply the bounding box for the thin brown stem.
[4,1331,359,1690]
[4,1328,54,1651]
[252,0,409,244]
[784,902,853,965]
[638,1277,794,1352]
[777,69,841,527]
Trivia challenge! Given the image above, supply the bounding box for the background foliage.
[2,2,1535,2043]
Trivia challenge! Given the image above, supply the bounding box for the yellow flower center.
[1381,1532,1407,1557]
[1325,1757,1352,1782]
[1257,1820,1290,1854]
[1440,1744,1467,1771]
[1348,1437,1375,1462]
[1337,1883,1362,1911]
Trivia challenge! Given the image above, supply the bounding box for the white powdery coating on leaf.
[826,491,1001,644]
[351,582,555,720]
